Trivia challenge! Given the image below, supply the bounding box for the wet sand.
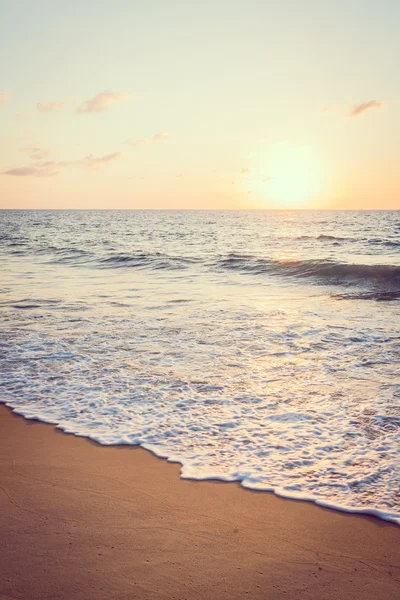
[0,404,399,599]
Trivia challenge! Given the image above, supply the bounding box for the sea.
[1,210,399,523]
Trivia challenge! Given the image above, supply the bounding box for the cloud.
[68,152,121,167]
[125,132,169,147]
[19,147,50,160]
[77,91,128,114]
[3,166,57,178]
[152,132,169,142]
[241,168,251,174]
[14,113,28,121]
[348,100,383,118]
[36,101,64,112]
[0,91,10,104]
[263,177,271,182]
[3,152,121,178]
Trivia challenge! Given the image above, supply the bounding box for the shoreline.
[1,404,399,599]
[3,404,399,527]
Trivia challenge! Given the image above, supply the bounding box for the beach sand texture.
[1,405,399,600]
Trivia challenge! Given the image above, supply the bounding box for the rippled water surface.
[1,210,399,523]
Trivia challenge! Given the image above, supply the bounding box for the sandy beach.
[0,404,399,600]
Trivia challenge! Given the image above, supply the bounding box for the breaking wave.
[98,252,199,270]
[217,254,400,287]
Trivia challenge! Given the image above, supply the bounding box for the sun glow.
[249,146,326,209]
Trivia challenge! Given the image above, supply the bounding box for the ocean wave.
[48,248,94,264]
[2,239,399,292]
[98,252,198,270]
[368,238,400,248]
[335,290,400,302]
[381,240,400,248]
[0,297,63,310]
[293,234,354,242]
[317,234,349,241]
[217,254,400,287]
[292,234,349,242]
[296,234,400,248]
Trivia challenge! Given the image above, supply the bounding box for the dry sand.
[0,404,399,600]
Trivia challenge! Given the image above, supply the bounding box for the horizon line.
[0,208,399,212]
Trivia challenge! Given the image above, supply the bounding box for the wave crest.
[218,254,400,287]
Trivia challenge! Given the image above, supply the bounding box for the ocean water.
[1,210,399,523]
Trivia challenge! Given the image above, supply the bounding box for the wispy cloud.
[19,147,50,160]
[3,152,121,178]
[77,91,128,114]
[263,176,271,182]
[125,132,169,147]
[241,168,251,174]
[36,101,64,113]
[14,113,28,121]
[0,90,10,104]
[66,153,121,167]
[152,132,168,142]
[4,166,58,178]
[348,100,383,118]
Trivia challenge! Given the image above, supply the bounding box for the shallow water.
[1,210,399,523]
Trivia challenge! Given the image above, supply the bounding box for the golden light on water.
[248,146,326,209]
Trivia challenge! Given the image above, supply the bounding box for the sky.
[0,0,399,209]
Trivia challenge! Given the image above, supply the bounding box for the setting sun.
[250,146,326,208]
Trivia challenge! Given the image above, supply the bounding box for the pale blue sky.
[1,0,399,208]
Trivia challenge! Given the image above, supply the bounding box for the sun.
[248,146,325,209]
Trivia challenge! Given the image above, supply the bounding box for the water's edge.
[3,401,398,526]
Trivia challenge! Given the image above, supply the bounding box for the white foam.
[1,286,399,526]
